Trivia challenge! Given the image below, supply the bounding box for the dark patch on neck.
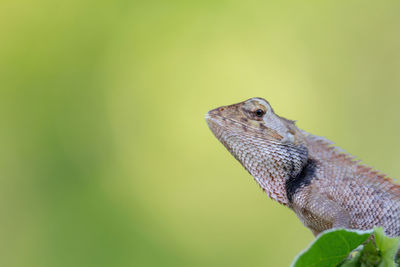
[285,158,317,203]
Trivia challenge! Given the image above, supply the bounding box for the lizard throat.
[285,158,317,203]
[207,115,309,205]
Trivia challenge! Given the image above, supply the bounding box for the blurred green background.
[2,0,400,266]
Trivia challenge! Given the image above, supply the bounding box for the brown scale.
[206,97,400,237]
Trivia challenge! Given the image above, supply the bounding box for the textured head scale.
[205,97,309,204]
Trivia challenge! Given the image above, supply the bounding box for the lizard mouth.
[205,112,249,134]
[205,111,255,131]
[205,112,283,144]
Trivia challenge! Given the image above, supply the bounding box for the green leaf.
[340,239,383,267]
[291,228,372,267]
[374,227,400,267]
[342,239,381,267]
[358,239,381,266]
[340,250,361,267]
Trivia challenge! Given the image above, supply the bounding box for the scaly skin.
[205,97,400,237]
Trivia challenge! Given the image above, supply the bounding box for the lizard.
[205,97,400,237]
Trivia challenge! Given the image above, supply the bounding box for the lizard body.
[205,97,400,237]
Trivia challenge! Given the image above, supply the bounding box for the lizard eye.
[255,109,265,117]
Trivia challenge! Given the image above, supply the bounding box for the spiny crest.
[303,132,400,198]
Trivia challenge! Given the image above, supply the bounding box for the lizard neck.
[255,166,291,205]
[302,131,400,195]
[239,139,309,206]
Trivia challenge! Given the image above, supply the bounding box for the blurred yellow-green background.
[2,1,400,266]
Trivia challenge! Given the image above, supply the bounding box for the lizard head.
[205,97,308,204]
[205,97,304,147]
